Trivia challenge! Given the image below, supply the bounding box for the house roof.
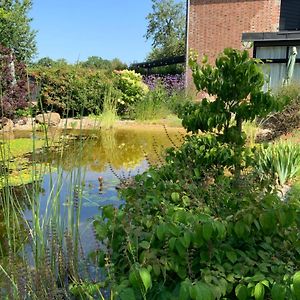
[242,31,300,44]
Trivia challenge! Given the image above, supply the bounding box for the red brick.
[187,0,281,86]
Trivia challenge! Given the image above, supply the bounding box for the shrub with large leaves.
[90,49,300,300]
[94,151,300,299]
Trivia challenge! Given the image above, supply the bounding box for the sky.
[30,0,155,65]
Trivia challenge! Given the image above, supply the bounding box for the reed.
[0,107,106,298]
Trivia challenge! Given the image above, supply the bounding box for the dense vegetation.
[0,45,29,118]
[89,49,300,300]
[28,64,187,121]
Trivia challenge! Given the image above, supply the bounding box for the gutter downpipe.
[185,0,190,90]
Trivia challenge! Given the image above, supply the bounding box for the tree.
[145,0,185,60]
[181,48,279,178]
[80,56,127,71]
[35,57,56,67]
[0,0,36,62]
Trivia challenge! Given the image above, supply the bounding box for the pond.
[2,127,184,255]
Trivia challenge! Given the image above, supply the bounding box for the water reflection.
[36,127,184,252]
[45,128,184,172]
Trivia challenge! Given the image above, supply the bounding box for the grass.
[100,85,119,129]
[133,96,170,121]
[0,115,98,298]
[243,121,260,147]
[134,113,183,127]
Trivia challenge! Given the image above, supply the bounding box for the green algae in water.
[0,137,49,188]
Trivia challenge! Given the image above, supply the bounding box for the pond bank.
[4,116,185,133]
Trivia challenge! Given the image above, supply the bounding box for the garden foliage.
[30,65,113,117]
[91,48,300,300]
[0,45,29,118]
[113,70,149,115]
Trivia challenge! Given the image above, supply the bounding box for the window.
[280,0,300,31]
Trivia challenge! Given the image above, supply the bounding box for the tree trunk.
[234,116,243,180]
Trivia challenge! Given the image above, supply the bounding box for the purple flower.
[143,74,185,94]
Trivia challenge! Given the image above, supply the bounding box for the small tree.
[145,0,185,60]
[181,48,278,177]
[0,0,36,62]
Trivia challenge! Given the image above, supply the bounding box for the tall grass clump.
[132,84,170,121]
[132,83,193,122]
[100,85,119,129]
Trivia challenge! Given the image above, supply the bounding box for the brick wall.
[188,0,281,62]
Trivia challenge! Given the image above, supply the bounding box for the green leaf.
[139,241,150,250]
[129,269,140,289]
[179,280,191,300]
[102,205,114,219]
[234,221,245,238]
[176,240,186,257]
[254,282,265,300]
[139,268,152,292]
[226,251,237,264]
[182,231,191,248]
[293,271,300,299]
[169,237,177,251]
[194,168,201,178]
[156,224,166,241]
[119,288,136,300]
[202,222,213,241]
[271,284,285,300]
[259,212,276,233]
[189,282,213,300]
[235,284,248,300]
[171,192,180,202]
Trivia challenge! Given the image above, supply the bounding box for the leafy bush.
[94,167,300,299]
[90,49,300,299]
[113,70,149,115]
[30,65,113,117]
[259,84,300,140]
[254,141,300,186]
[0,44,29,118]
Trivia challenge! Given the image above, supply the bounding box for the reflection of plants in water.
[46,128,183,172]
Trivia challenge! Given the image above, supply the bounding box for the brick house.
[186,0,300,87]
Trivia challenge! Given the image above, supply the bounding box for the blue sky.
[30,1,154,64]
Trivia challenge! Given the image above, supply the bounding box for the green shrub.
[254,141,300,186]
[30,66,112,117]
[113,70,149,115]
[93,150,300,299]
[89,49,300,299]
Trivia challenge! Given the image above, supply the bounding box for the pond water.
[11,127,184,254]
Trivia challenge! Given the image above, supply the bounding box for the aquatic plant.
[100,85,119,129]
[0,119,104,298]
